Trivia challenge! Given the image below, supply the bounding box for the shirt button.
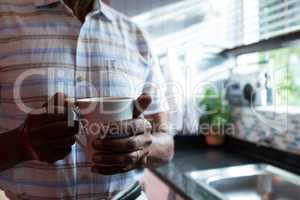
[76,76,84,82]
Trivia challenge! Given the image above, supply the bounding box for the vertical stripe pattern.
[0,0,167,199]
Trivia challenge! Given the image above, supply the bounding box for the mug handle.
[71,109,87,149]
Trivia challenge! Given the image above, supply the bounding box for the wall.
[233,107,300,155]
[228,43,300,155]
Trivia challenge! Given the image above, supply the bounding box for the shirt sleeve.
[140,36,170,115]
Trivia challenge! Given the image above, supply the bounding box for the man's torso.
[0,1,153,199]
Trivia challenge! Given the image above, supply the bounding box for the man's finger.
[29,112,68,122]
[92,149,149,166]
[47,136,76,147]
[38,121,79,139]
[93,132,152,153]
[91,165,136,175]
[43,92,67,107]
[99,118,152,139]
[42,93,74,114]
[133,93,151,118]
[45,147,72,164]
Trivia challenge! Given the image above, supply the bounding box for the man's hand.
[91,94,153,175]
[21,93,78,163]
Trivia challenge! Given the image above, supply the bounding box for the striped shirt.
[0,0,167,199]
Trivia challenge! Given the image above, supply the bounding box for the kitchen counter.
[149,136,258,200]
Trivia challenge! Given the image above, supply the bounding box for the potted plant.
[199,87,232,146]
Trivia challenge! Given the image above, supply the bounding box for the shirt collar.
[34,0,114,22]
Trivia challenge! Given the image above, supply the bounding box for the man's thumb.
[133,94,152,118]
[43,92,68,107]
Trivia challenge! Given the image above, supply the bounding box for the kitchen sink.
[186,164,300,200]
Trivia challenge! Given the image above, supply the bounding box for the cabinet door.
[141,169,185,200]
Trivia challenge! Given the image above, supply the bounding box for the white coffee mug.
[74,97,134,164]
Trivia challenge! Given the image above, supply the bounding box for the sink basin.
[186,164,300,200]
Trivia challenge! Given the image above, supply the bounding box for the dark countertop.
[149,136,258,200]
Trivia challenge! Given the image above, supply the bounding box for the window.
[232,46,300,113]
[210,0,300,47]
[126,0,300,132]
[259,0,300,39]
[260,47,300,107]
